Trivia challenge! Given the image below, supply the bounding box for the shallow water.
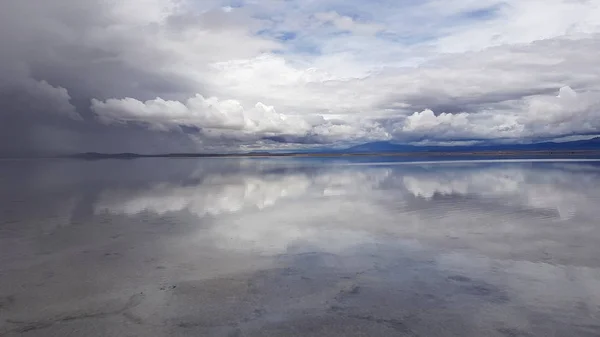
[1,158,600,336]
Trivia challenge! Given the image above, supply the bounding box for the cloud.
[520,86,600,136]
[313,11,384,35]
[0,79,80,120]
[391,85,600,141]
[1,0,600,154]
[402,109,470,134]
[91,93,390,143]
[92,95,309,134]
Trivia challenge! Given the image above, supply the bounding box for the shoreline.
[1,150,600,160]
[66,150,600,159]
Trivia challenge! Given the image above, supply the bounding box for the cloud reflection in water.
[2,159,600,337]
[87,160,600,263]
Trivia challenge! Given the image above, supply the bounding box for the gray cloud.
[1,0,600,155]
[0,0,273,154]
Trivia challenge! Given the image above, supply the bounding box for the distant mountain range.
[341,137,600,154]
[61,137,600,159]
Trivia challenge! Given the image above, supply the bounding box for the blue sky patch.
[276,31,297,41]
[456,4,504,22]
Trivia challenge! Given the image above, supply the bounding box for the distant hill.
[66,152,240,159]
[345,141,418,153]
[343,137,600,153]
[58,137,600,160]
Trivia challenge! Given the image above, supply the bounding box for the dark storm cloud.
[0,0,281,155]
[392,87,561,115]
[0,0,203,155]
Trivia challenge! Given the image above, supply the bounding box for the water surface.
[1,158,600,336]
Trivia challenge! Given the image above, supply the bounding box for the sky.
[1,0,600,155]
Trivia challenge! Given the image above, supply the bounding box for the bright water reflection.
[1,158,600,336]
